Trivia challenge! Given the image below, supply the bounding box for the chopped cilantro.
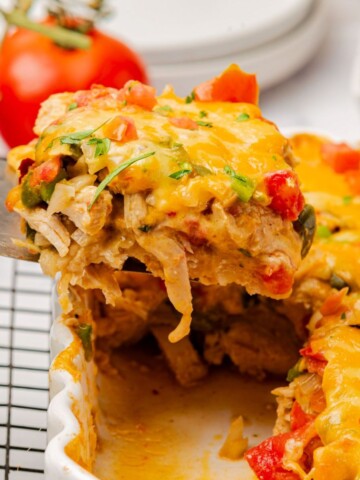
[196,120,213,128]
[238,248,252,257]
[156,105,173,113]
[173,142,183,148]
[236,113,250,122]
[88,151,155,210]
[224,165,255,202]
[341,312,346,320]
[185,91,195,104]
[60,118,110,145]
[199,110,208,118]
[87,137,111,157]
[343,195,353,205]
[68,102,78,111]
[169,169,192,180]
[317,225,332,239]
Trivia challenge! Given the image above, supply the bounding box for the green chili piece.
[293,204,316,258]
[75,323,93,361]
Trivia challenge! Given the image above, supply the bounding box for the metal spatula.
[0,158,39,262]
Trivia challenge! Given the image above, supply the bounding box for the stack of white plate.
[108,0,328,94]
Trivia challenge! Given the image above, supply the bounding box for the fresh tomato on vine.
[0,1,148,147]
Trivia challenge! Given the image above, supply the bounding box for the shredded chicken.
[15,206,70,257]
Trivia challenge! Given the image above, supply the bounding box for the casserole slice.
[5,65,309,342]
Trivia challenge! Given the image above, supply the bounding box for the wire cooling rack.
[0,257,52,479]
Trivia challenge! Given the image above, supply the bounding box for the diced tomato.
[245,432,300,480]
[321,142,360,173]
[29,157,62,187]
[299,345,326,362]
[75,84,115,107]
[344,169,360,195]
[264,170,305,221]
[245,422,316,480]
[103,115,138,143]
[169,117,199,130]
[290,402,315,431]
[193,64,258,104]
[320,288,348,316]
[260,264,293,296]
[118,80,157,110]
[299,345,328,376]
[18,158,35,183]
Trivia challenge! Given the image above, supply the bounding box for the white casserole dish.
[45,127,341,480]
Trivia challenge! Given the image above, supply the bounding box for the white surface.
[108,0,313,64]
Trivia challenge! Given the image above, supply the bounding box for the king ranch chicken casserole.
[5,65,309,345]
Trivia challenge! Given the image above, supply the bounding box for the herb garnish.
[224,165,255,202]
[236,113,250,122]
[156,105,173,113]
[238,248,252,257]
[60,118,110,146]
[169,169,192,180]
[87,137,111,157]
[88,151,155,210]
[343,195,353,205]
[185,91,195,104]
[317,225,332,239]
[75,323,93,361]
[68,102,78,111]
[199,110,208,118]
[196,120,213,128]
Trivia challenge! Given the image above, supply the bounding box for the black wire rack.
[0,257,52,479]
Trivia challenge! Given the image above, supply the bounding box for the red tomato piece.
[321,142,360,173]
[260,264,294,296]
[299,345,328,377]
[245,422,316,480]
[193,64,258,104]
[0,18,148,147]
[264,170,305,221]
[18,158,35,183]
[245,432,300,480]
[290,402,315,431]
[29,157,61,187]
[103,115,138,143]
[169,117,199,130]
[118,80,157,110]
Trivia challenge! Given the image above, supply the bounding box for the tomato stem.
[0,8,91,49]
